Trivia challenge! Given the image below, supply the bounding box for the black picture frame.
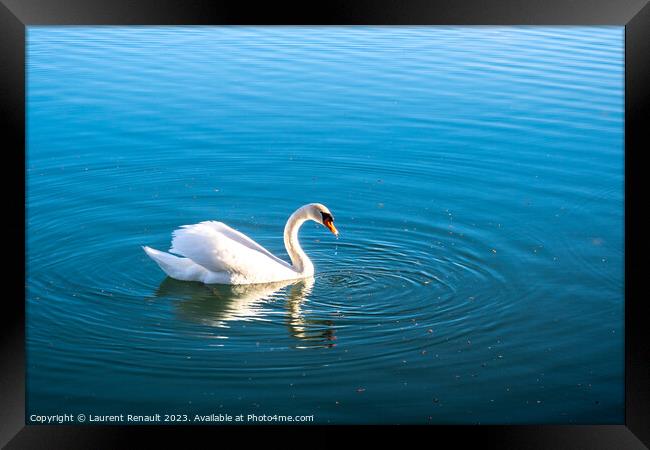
[2,0,648,447]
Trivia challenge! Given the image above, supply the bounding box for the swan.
[143,203,338,285]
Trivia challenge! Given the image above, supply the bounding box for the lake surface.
[26,26,624,424]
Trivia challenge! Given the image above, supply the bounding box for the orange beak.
[324,218,339,236]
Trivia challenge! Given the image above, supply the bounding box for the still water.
[26,26,624,424]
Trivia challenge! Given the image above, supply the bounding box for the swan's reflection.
[284,278,336,346]
[154,277,336,347]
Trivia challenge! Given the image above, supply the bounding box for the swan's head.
[306,203,338,236]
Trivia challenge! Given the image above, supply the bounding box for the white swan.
[143,203,338,285]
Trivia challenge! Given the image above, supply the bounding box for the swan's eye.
[320,212,334,224]
[320,212,338,236]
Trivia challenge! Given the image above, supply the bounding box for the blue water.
[26,26,624,424]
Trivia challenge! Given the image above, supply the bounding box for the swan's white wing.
[168,221,293,277]
[201,221,283,263]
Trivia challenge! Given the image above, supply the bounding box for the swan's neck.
[283,208,314,276]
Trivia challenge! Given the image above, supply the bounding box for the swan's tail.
[142,245,205,281]
[142,246,179,275]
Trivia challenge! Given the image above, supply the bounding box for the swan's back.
[145,221,298,284]
[173,222,287,265]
